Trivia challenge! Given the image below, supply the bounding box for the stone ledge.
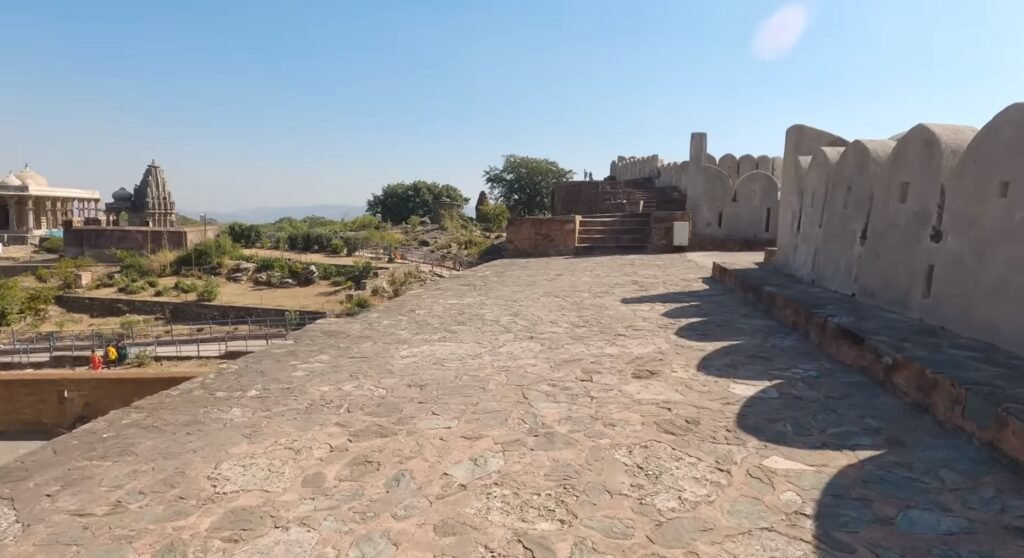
[712,260,1024,467]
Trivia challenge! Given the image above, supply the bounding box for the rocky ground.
[0,254,1021,557]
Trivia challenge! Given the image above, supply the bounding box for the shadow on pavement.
[623,279,1024,557]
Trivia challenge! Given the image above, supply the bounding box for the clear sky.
[1,0,1021,214]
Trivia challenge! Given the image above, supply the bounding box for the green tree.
[483,155,574,216]
[366,181,468,224]
[476,203,510,232]
[223,222,264,248]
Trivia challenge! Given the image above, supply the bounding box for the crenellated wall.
[609,136,782,244]
[774,102,1024,354]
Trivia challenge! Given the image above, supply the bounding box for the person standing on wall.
[89,349,103,371]
[105,343,119,369]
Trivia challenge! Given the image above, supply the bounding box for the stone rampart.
[774,102,1024,354]
[56,294,327,322]
[63,224,218,261]
[505,216,579,257]
[0,370,201,434]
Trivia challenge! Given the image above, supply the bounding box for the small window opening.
[843,185,852,210]
[717,211,723,229]
[898,181,910,204]
[999,181,1010,199]
[764,207,772,233]
[922,264,935,299]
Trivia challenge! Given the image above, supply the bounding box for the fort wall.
[609,136,783,244]
[774,102,1024,354]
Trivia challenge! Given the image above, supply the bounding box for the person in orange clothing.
[89,349,103,371]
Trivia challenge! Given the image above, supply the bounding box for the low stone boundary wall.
[0,370,202,434]
[0,262,55,278]
[712,260,1024,466]
[506,216,579,257]
[56,295,327,322]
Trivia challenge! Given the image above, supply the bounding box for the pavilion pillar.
[4,197,15,231]
[25,198,35,231]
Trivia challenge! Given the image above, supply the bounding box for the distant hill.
[181,205,366,224]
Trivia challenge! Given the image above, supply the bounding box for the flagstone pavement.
[1,254,1022,557]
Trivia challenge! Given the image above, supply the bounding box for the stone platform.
[713,256,1024,468]
[1,254,1023,557]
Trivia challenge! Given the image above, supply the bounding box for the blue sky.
[1,0,1021,213]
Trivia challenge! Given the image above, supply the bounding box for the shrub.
[147,249,178,277]
[119,315,145,335]
[174,278,199,294]
[34,267,52,283]
[340,293,372,316]
[118,282,146,295]
[173,236,241,271]
[454,233,492,256]
[0,280,57,327]
[329,239,345,255]
[330,278,354,289]
[133,349,155,367]
[341,235,361,256]
[40,237,63,254]
[346,214,382,232]
[346,260,375,284]
[477,203,510,232]
[144,277,160,288]
[152,285,172,297]
[406,215,423,228]
[196,278,220,302]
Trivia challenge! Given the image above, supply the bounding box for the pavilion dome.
[15,165,48,188]
[0,171,23,187]
[111,187,133,202]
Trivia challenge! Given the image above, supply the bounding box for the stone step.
[575,244,648,255]
[577,226,649,234]
[576,235,649,246]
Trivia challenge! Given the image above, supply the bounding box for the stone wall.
[0,371,200,434]
[774,102,1024,354]
[0,262,54,278]
[680,133,782,242]
[56,295,327,322]
[648,211,688,252]
[551,178,678,216]
[505,216,579,257]
[63,224,218,261]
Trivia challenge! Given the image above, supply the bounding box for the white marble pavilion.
[0,164,102,237]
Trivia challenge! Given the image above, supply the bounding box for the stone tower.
[132,160,177,227]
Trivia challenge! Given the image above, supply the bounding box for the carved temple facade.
[103,160,177,227]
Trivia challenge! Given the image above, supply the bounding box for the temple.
[0,164,102,244]
[103,160,177,227]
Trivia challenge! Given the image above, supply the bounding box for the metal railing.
[1,313,324,364]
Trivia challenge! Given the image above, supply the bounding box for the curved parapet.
[813,139,896,294]
[791,146,845,280]
[722,170,779,241]
[926,103,1024,351]
[688,164,733,237]
[755,155,773,174]
[737,154,758,177]
[775,125,849,272]
[855,123,977,317]
[717,153,739,182]
[704,153,717,167]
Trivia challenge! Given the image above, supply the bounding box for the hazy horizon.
[2,0,1021,214]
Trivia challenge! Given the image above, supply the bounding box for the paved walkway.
[1,254,1022,557]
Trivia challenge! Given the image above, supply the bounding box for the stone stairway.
[576,214,650,254]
